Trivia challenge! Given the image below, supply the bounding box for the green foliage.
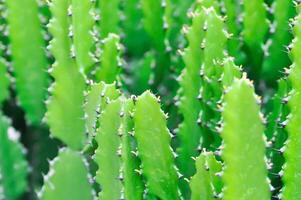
[40,148,94,200]
[5,0,49,125]
[134,91,179,200]
[0,113,28,200]
[222,77,270,200]
[46,0,86,150]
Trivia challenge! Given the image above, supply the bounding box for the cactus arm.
[282,6,301,199]
[40,148,94,200]
[95,34,121,83]
[203,8,227,78]
[134,91,179,200]
[198,7,227,150]
[223,0,244,63]
[0,113,29,200]
[222,78,270,200]
[46,0,86,150]
[94,98,123,200]
[264,79,289,195]
[176,9,206,179]
[190,153,222,200]
[98,0,120,39]
[261,0,295,83]
[71,0,95,74]
[85,82,120,139]
[120,98,144,200]
[190,154,211,200]
[0,58,9,106]
[5,0,49,124]
[242,0,269,71]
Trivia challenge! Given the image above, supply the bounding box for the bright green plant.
[46,0,86,150]
[5,0,49,125]
[190,152,223,200]
[282,5,301,199]
[2,0,301,200]
[39,148,94,200]
[222,77,270,200]
[134,91,179,200]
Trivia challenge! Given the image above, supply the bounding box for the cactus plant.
[1,0,301,199]
[39,148,94,200]
[222,77,270,200]
[46,0,86,150]
[134,91,179,200]
[190,152,223,200]
[71,0,95,75]
[5,0,49,125]
[95,34,122,83]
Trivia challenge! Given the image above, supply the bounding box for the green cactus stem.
[84,82,120,140]
[134,91,179,200]
[222,77,270,200]
[46,0,86,150]
[95,34,122,83]
[242,0,269,77]
[71,0,95,75]
[40,148,94,200]
[98,0,120,39]
[282,5,301,199]
[5,0,49,124]
[261,0,295,83]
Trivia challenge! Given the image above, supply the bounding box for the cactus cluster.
[1,0,301,199]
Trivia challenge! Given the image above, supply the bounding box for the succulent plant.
[1,0,301,200]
